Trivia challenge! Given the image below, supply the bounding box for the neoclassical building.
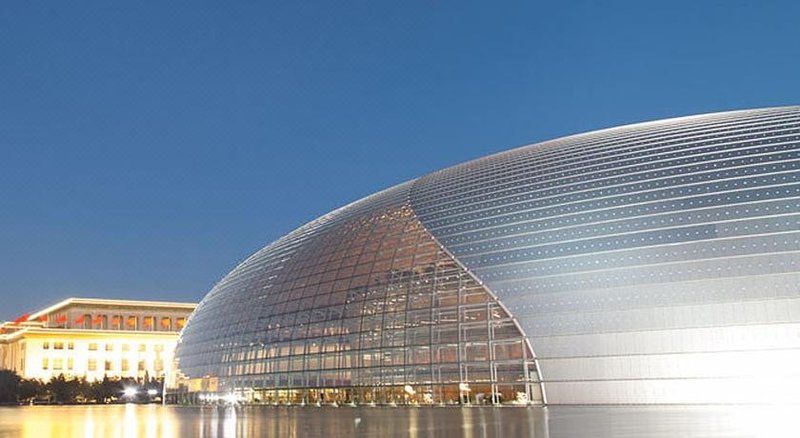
[1,298,195,382]
[168,106,800,405]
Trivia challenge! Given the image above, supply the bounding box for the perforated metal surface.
[171,107,800,404]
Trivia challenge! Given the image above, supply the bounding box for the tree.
[73,376,91,403]
[0,370,21,404]
[47,373,80,403]
[90,376,122,403]
[18,378,45,403]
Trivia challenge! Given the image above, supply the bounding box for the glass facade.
[170,106,800,405]
[169,183,539,405]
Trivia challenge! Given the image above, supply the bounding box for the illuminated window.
[154,344,164,353]
[88,359,97,371]
[160,317,171,331]
[143,317,155,330]
[54,342,64,350]
[176,318,186,330]
[53,358,63,370]
[92,314,108,329]
[42,358,49,370]
[154,359,164,372]
[121,359,129,372]
[105,360,112,371]
[88,343,98,351]
[126,316,138,330]
[43,342,50,350]
[67,342,74,350]
[67,358,74,370]
[138,344,146,352]
[138,360,146,371]
[122,344,130,352]
[105,343,114,351]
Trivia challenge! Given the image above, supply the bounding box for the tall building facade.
[168,106,800,404]
[0,298,195,382]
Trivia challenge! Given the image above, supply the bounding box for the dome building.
[168,106,800,405]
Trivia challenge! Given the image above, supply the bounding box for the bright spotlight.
[123,387,138,398]
[147,389,158,396]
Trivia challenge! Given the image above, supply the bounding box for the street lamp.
[123,387,138,400]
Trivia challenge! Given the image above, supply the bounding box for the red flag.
[38,315,49,322]
[75,315,85,324]
[14,314,30,324]
[92,315,103,325]
[56,315,67,324]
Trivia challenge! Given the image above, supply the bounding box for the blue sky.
[1,1,798,319]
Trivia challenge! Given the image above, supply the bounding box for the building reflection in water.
[408,407,418,438]
[1,405,549,438]
[187,405,549,437]
[5,404,800,437]
[7,404,179,438]
[222,406,237,438]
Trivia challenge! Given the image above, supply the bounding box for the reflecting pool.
[0,404,797,437]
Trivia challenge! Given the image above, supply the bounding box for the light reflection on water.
[0,404,797,437]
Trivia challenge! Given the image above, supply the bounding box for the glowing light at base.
[222,393,242,405]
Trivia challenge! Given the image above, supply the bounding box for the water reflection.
[0,404,797,437]
[0,404,176,438]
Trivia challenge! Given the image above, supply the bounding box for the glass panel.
[170,187,535,405]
